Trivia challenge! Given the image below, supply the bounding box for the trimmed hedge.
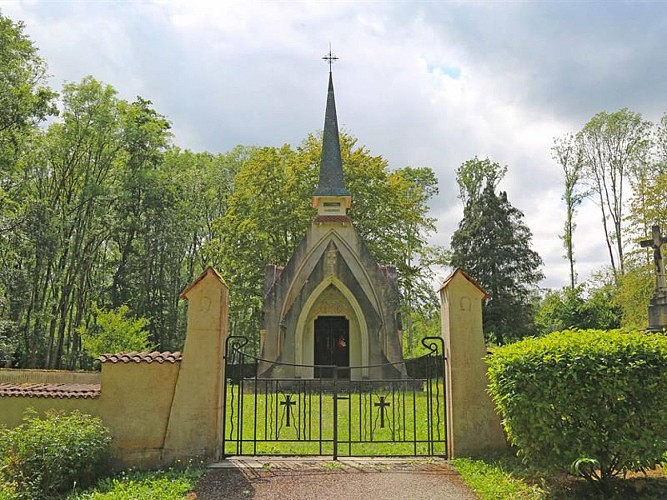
[487,329,667,482]
[0,409,111,499]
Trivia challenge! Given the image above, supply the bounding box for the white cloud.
[3,0,665,290]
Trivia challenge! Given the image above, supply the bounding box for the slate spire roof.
[313,71,350,197]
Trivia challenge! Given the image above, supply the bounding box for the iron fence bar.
[238,350,245,456]
[333,367,338,460]
[253,372,258,455]
[319,376,323,455]
[391,382,396,441]
[347,372,352,457]
[412,382,418,455]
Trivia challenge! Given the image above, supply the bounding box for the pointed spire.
[314,69,350,197]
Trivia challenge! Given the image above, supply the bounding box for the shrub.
[78,303,154,360]
[487,329,667,484]
[0,409,112,498]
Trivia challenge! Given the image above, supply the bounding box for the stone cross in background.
[640,225,667,331]
[640,225,667,291]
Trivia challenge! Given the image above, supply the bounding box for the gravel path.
[192,458,477,500]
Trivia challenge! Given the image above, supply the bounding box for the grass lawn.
[452,453,667,499]
[68,466,205,500]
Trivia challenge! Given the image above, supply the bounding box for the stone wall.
[0,267,228,469]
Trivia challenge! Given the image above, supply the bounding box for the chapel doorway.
[314,316,349,378]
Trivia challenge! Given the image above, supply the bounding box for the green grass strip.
[67,467,205,500]
[452,457,544,500]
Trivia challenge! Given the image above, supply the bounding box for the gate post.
[439,269,506,457]
[163,267,229,462]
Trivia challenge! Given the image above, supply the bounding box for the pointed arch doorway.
[314,316,350,378]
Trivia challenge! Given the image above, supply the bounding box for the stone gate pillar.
[163,267,229,462]
[440,269,506,457]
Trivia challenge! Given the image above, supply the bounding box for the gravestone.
[640,225,667,331]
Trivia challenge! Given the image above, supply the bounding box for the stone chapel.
[258,68,406,381]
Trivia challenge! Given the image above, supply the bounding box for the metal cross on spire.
[322,45,338,72]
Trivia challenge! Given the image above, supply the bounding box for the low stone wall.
[0,267,229,470]
[0,355,180,468]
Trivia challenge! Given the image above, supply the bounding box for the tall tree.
[15,77,123,367]
[552,134,586,289]
[577,109,652,278]
[0,14,56,178]
[656,111,667,173]
[450,158,544,344]
[0,14,56,363]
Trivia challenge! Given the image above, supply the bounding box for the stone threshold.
[208,456,449,469]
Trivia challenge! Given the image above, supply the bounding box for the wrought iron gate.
[222,336,446,459]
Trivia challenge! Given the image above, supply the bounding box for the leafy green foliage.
[577,108,652,278]
[552,134,587,289]
[535,285,621,334]
[78,304,154,359]
[614,264,655,330]
[487,329,667,484]
[0,410,111,499]
[68,466,205,500]
[450,158,544,344]
[0,13,56,176]
[452,456,544,499]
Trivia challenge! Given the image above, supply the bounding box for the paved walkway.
[193,457,477,499]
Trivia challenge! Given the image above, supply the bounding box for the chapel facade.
[258,69,406,381]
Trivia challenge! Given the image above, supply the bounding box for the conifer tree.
[450,158,543,344]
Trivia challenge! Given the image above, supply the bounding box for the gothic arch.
[294,275,369,379]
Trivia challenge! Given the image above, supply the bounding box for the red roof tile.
[0,383,100,399]
[314,215,352,224]
[97,351,182,364]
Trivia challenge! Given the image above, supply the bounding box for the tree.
[78,304,154,361]
[450,158,544,344]
[577,109,652,278]
[535,284,621,335]
[552,134,586,289]
[8,77,124,368]
[656,111,667,173]
[613,264,654,330]
[0,14,57,366]
[0,13,56,178]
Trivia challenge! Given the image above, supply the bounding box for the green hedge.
[487,329,667,483]
[0,409,111,499]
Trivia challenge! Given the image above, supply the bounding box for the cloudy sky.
[3,0,667,289]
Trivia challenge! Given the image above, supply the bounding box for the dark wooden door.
[314,316,349,378]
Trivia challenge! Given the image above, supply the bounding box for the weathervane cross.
[323,45,338,72]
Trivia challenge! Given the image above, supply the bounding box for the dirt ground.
[191,458,477,500]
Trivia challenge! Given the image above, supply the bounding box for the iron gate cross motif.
[222,335,446,459]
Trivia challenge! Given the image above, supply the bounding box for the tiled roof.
[97,351,182,364]
[0,383,101,398]
[314,215,352,224]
